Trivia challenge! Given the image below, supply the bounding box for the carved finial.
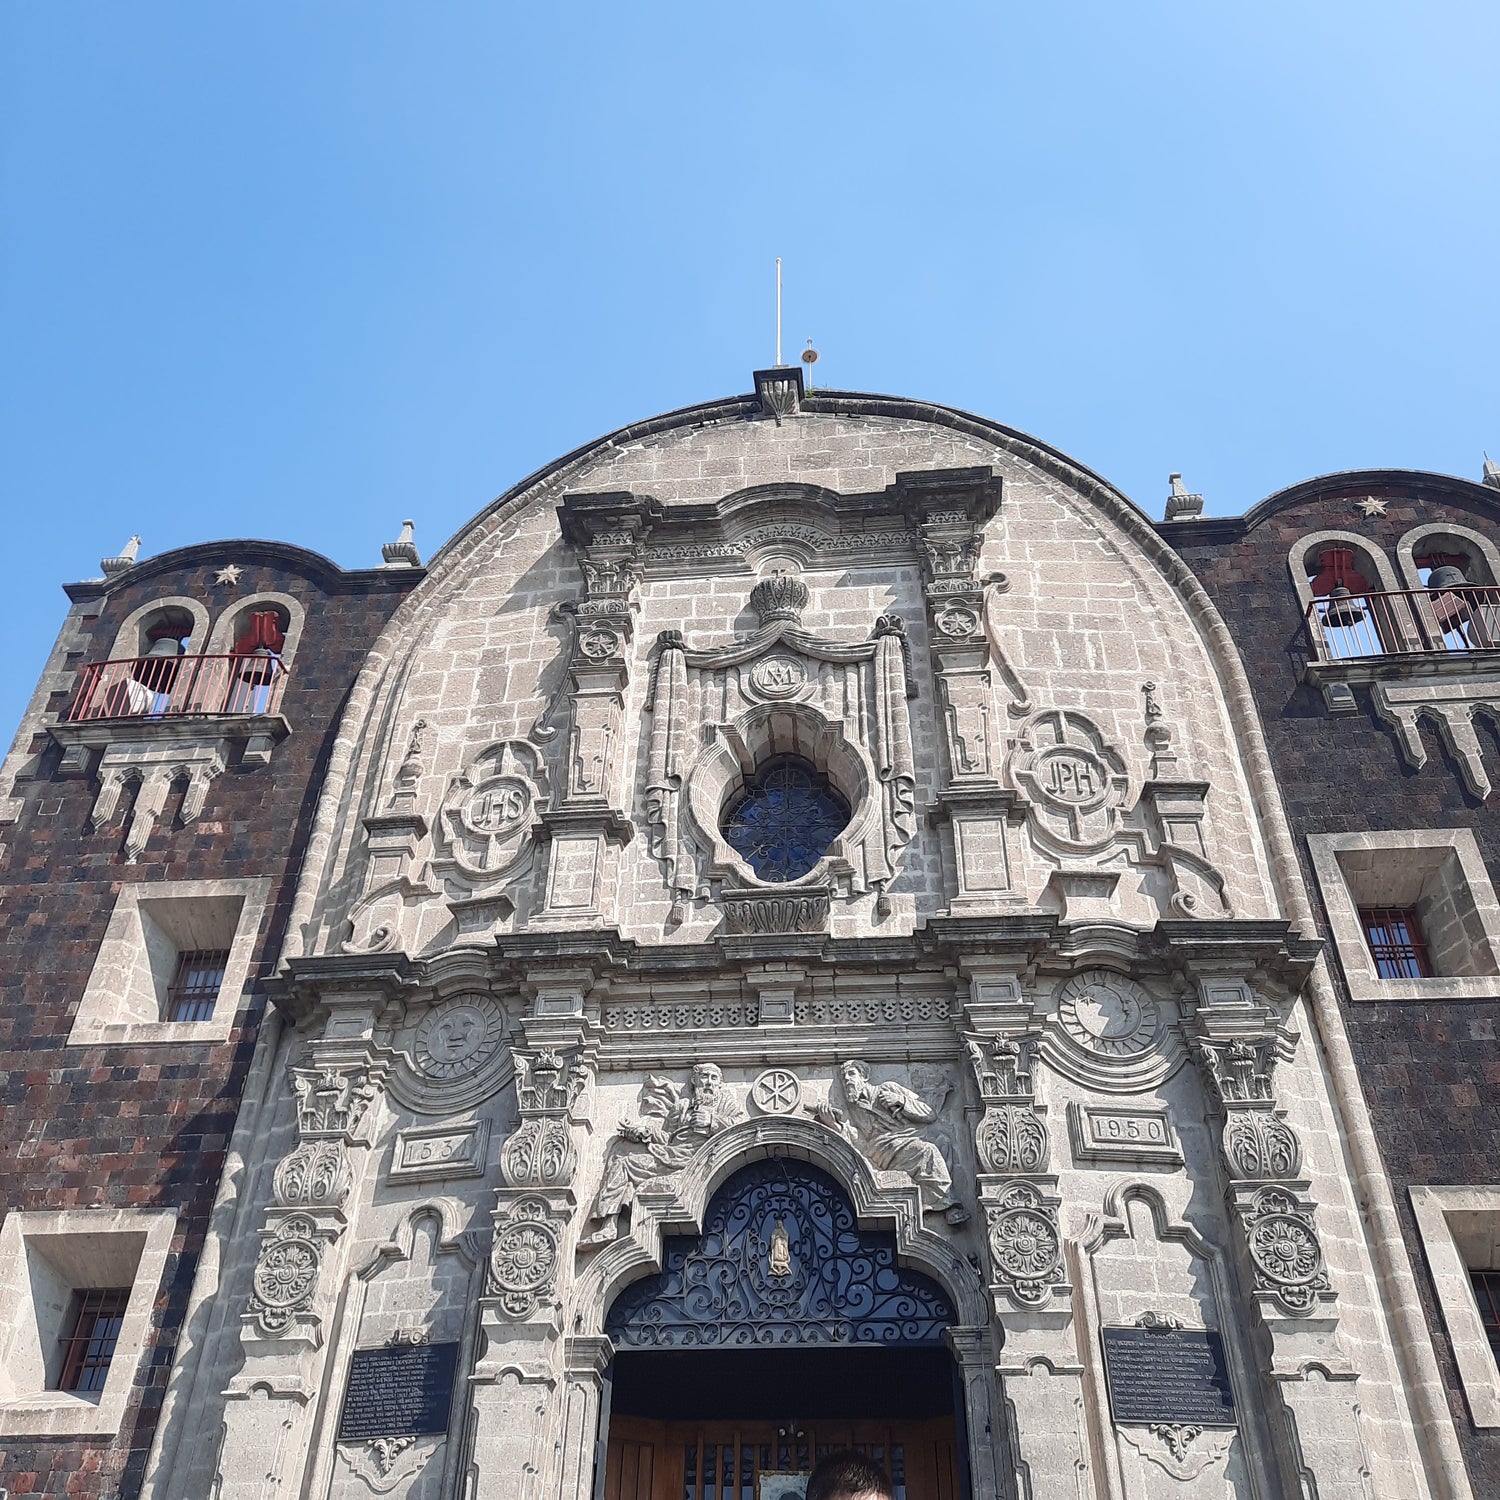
[750,574,809,626]
[101,535,142,578]
[381,519,422,568]
[1142,681,1177,778]
[1164,474,1204,522]
[1485,454,1500,491]
[388,717,428,808]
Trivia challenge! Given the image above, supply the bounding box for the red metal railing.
[1305,586,1500,662]
[64,653,289,723]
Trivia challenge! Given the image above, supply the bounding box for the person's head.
[839,1059,871,1094]
[691,1062,723,1095]
[805,1449,894,1500]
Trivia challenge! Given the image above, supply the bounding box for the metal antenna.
[775,258,783,366]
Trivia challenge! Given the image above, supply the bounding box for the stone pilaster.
[899,468,1024,913]
[960,964,1088,1484]
[469,1011,597,1497]
[1189,976,1373,1500]
[214,1000,386,1500]
[533,491,647,928]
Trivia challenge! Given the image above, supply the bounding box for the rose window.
[721,757,852,883]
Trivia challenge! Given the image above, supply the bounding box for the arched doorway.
[600,1159,968,1500]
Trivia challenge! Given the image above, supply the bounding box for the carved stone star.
[214,563,243,586]
[1357,497,1388,517]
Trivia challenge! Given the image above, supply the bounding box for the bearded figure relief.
[811,1060,969,1226]
[582,1064,744,1246]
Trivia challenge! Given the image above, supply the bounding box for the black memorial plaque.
[1101,1325,1236,1427]
[337,1340,460,1442]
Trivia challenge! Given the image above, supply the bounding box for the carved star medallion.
[214,563,244,586]
[1357,497,1388,517]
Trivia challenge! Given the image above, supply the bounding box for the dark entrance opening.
[598,1159,970,1500]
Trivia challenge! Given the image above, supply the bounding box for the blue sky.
[3,3,1498,736]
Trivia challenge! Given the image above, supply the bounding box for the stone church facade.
[1,370,1496,1499]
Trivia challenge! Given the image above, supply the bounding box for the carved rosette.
[489,1197,563,1318]
[985,1182,1065,1308]
[248,1215,325,1335]
[1239,1187,1330,1316]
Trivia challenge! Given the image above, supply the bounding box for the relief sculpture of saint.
[581,1063,744,1245]
[811,1059,970,1225]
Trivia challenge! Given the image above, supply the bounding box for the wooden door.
[604,1415,961,1500]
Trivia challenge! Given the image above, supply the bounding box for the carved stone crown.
[750,574,809,625]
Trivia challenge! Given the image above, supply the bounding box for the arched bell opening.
[596,1158,973,1500]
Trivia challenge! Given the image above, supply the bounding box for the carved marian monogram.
[645,578,916,926]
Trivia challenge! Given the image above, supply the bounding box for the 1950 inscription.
[1102,1325,1236,1427]
[337,1341,460,1442]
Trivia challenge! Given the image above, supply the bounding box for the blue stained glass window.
[721,757,852,884]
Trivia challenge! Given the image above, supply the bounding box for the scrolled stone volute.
[749,574,809,626]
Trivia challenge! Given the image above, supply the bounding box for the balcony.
[63,652,290,723]
[1305,586,1500,665]
[50,651,292,792]
[1303,586,1500,792]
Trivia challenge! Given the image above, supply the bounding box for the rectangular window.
[1358,906,1432,979]
[1472,1270,1500,1364]
[56,1288,130,1395]
[165,948,229,1023]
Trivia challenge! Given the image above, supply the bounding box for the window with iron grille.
[1358,906,1433,980]
[165,948,229,1023]
[56,1288,130,1394]
[1471,1271,1500,1365]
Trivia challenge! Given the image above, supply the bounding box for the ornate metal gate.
[605,1158,955,1349]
